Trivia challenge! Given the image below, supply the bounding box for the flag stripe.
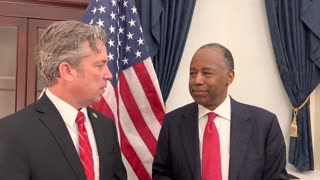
[119,72,157,155]
[92,98,114,120]
[82,0,165,179]
[92,82,116,121]
[143,59,165,109]
[133,60,165,124]
[122,155,139,180]
[122,62,161,139]
[97,86,153,179]
[119,120,151,180]
[118,95,154,173]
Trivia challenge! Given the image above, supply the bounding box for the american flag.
[82,0,165,179]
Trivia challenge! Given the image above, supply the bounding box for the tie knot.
[76,111,85,125]
[207,112,217,122]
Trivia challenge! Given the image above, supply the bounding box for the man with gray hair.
[0,21,127,180]
[152,43,288,180]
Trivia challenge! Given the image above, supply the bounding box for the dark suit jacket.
[0,94,127,180]
[152,98,288,180]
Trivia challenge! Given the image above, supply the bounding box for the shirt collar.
[198,95,231,121]
[45,89,88,127]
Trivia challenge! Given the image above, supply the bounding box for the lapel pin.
[92,112,98,119]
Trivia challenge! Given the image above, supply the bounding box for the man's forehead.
[196,47,224,56]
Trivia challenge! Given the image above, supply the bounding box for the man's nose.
[193,74,204,84]
[103,65,113,80]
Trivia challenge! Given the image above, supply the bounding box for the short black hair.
[199,43,234,71]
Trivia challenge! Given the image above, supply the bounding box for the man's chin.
[193,98,212,106]
[192,96,207,104]
[96,96,102,102]
[90,96,102,106]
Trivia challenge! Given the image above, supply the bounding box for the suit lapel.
[181,103,201,180]
[87,107,106,158]
[228,98,253,180]
[35,94,86,180]
[87,107,108,180]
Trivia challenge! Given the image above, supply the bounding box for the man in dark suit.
[152,43,288,180]
[0,21,127,180]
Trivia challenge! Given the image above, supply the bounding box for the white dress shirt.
[198,95,231,180]
[46,89,100,180]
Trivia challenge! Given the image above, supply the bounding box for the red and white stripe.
[93,57,165,180]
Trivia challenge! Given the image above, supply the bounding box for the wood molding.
[0,0,87,20]
[35,0,89,6]
[0,0,89,7]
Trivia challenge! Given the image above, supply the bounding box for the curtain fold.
[265,0,320,171]
[135,0,196,102]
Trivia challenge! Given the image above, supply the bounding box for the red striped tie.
[76,111,95,180]
[202,112,222,180]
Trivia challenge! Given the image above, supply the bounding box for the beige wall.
[165,0,319,178]
[313,86,320,170]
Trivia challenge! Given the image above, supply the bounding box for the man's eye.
[97,64,104,69]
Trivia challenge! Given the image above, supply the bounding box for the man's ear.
[58,62,74,81]
[227,70,234,86]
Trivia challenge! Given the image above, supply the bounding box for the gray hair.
[199,43,234,71]
[35,20,107,86]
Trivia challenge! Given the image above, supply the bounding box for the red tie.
[76,111,95,180]
[202,112,222,180]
